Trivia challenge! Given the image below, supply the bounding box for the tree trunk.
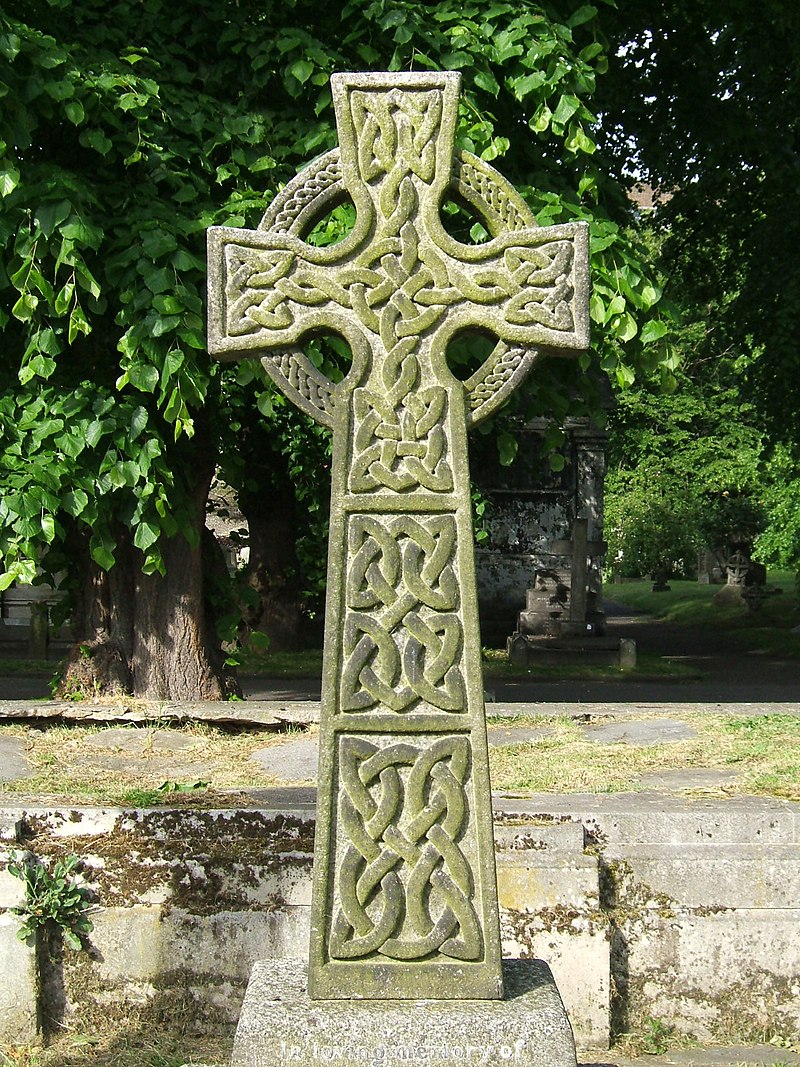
[239,480,307,653]
[57,428,240,701]
[58,534,240,701]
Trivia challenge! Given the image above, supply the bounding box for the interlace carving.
[342,514,464,713]
[331,734,481,961]
[207,70,590,1000]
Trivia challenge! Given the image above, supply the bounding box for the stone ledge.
[231,958,577,1067]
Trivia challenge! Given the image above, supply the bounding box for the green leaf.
[55,281,75,315]
[0,33,21,60]
[142,230,178,259]
[152,314,180,336]
[65,100,85,125]
[474,70,500,96]
[640,320,669,345]
[82,128,113,155]
[552,94,580,127]
[153,294,183,315]
[0,161,20,197]
[129,406,148,440]
[45,78,75,101]
[63,929,83,951]
[127,364,159,392]
[90,542,115,570]
[68,306,91,344]
[290,59,313,85]
[549,453,566,472]
[613,311,638,343]
[497,430,518,466]
[567,5,597,28]
[62,489,89,517]
[12,293,38,322]
[142,266,173,294]
[35,199,71,237]
[589,292,606,324]
[134,521,159,552]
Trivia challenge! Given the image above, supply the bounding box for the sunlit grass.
[489,712,800,799]
[1,713,797,805]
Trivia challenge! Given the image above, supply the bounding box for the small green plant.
[640,1015,674,1055]
[7,851,94,951]
[122,779,209,807]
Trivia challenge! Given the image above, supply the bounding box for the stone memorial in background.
[208,70,588,1065]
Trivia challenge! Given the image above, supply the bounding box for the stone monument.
[208,70,588,1064]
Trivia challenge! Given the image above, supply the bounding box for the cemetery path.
[0,602,795,706]
[234,606,798,705]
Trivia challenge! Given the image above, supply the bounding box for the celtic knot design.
[330,734,481,962]
[341,514,464,713]
[349,376,452,493]
[352,88,442,189]
[207,72,591,1000]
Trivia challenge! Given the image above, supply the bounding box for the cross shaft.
[208,71,589,1001]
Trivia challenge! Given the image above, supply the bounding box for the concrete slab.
[81,726,204,753]
[494,794,800,847]
[624,910,800,1040]
[250,738,318,782]
[70,752,221,778]
[0,912,37,1043]
[231,958,577,1067]
[0,735,30,782]
[634,770,741,792]
[580,720,697,745]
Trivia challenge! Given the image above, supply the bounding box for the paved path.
[0,601,796,704]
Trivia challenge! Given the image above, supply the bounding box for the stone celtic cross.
[207,71,589,1002]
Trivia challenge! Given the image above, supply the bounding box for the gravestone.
[473,412,610,644]
[543,517,606,636]
[208,69,588,1060]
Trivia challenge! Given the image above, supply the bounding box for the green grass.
[233,643,693,682]
[488,712,800,800]
[0,657,60,675]
[480,647,696,681]
[234,645,324,676]
[607,570,800,657]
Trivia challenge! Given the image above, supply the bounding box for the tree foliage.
[0,0,677,692]
[597,0,800,440]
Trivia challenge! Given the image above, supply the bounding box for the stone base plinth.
[231,959,577,1067]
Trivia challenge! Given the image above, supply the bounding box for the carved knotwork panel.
[207,70,590,1001]
[341,514,465,714]
[330,733,481,963]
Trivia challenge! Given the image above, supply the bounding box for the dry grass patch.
[0,713,798,805]
[0,1030,232,1066]
[0,719,317,806]
[488,713,800,799]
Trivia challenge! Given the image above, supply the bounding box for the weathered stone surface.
[2,802,799,1047]
[0,912,37,1043]
[495,822,608,1049]
[623,910,800,1040]
[580,719,697,745]
[0,735,31,782]
[81,726,204,753]
[231,958,577,1067]
[250,738,319,782]
[0,697,318,727]
[207,70,589,1002]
